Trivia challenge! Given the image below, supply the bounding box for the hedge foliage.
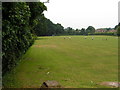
[2,2,46,74]
[93,32,117,36]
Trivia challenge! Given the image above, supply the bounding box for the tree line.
[34,17,119,36]
[34,17,96,36]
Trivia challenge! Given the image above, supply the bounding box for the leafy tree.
[115,23,120,30]
[45,19,56,36]
[65,27,74,35]
[34,15,47,36]
[80,28,86,35]
[27,2,47,34]
[75,29,80,35]
[117,27,120,36]
[55,23,64,35]
[86,26,95,35]
[34,18,64,36]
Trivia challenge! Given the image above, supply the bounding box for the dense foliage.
[86,26,95,35]
[64,27,94,35]
[33,16,117,36]
[34,17,64,36]
[116,23,120,36]
[2,2,46,74]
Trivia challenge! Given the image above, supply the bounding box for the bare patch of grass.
[33,45,57,48]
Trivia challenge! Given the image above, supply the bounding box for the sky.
[41,0,119,29]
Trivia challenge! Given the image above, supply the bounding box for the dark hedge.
[2,2,46,75]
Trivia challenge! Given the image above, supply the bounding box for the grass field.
[3,35,118,88]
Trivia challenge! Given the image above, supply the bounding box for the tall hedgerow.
[2,2,47,74]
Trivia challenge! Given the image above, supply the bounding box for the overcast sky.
[42,0,119,29]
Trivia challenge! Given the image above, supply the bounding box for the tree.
[65,27,75,35]
[34,18,65,36]
[27,2,47,33]
[86,26,95,35]
[55,23,64,35]
[115,23,120,30]
[75,29,80,35]
[80,28,86,35]
[117,27,120,36]
[34,15,47,36]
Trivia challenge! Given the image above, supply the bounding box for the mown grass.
[3,36,118,88]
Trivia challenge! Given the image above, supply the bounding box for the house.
[107,30,117,32]
[95,29,117,33]
[95,29,106,33]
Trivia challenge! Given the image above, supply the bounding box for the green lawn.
[3,35,118,88]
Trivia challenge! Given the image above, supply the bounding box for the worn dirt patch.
[99,82,120,87]
[33,45,57,48]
